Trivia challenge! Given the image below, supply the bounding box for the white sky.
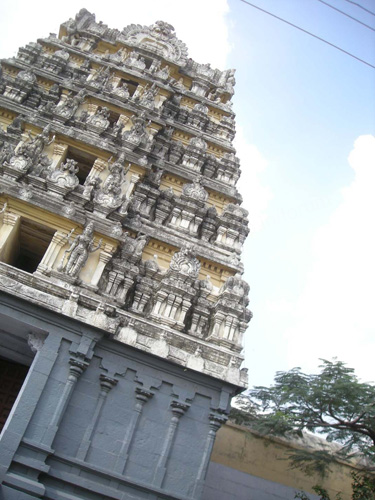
[1,0,374,387]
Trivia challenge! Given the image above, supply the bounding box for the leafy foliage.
[294,486,343,500]
[233,359,375,471]
[351,471,375,500]
[294,486,342,500]
[293,476,375,500]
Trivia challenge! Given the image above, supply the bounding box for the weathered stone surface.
[0,10,251,500]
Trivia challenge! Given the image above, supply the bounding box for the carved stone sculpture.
[86,106,111,134]
[93,154,128,214]
[122,112,151,149]
[47,158,79,194]
[54,89,86,121]
[4,125,54,179]
[112,82,130,101]
[58,222,102,277]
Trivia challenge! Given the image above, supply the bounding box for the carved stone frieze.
[119,21,188,65]
[0,9,250,391]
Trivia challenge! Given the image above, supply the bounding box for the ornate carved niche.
[215,203,249,254]
[186,276,214,339]
[168,177,208,235]
[100,232,147,305]
[149,246,200,330]
[202,154,218,179]
[161,93,182,120]
[152,126,174,160]
[128,167,163,221]
[16,42,42,65]
[3,69,36,104]
[200,206,218,243]
[167,140,184,165]
[186,103,209,131]
[41,49,70,74]
[130,256,163,315]
[154,187,175,225]
[118,21,189,66]
[207,272,252,351]
[215,153,240,186]
[216,115,235,143]
[181,137,207,173]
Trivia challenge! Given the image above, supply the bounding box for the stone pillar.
[215,226,225,243]
[124,173,140,199]
[151,290,168,316]
[76,373,118,460]
[114,387,154,474]
[163,293,175,319]
[152,400,190,487]
[86,158,107,182]
[192,412,227,499]
[0,212,21,264]
[41,356,88,447]
[90,246,114,287]
[51,142,68,170]
[37,230,71,274]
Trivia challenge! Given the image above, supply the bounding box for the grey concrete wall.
[203,462,320,500]
[0,292,236,500]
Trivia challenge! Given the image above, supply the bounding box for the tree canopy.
[232,359,375,475]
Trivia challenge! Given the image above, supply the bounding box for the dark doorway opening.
[0,357,29,432]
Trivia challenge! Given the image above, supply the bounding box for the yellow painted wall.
[212,422,358,499]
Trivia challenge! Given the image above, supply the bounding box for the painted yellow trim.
[0,196,118,249]
[0,109,16,127]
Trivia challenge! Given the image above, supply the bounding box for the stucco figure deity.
[169,77,185,91]
[16,125,55,160]
[138,83,157,109]
[122,112,150,146]
[88,66,112,89]
[133,234,148,257]
[124,51,146,71]
[60,223,102,277]
[7,125,54,174]
[86,106,110,131]
[94,155,128,210]
[55,89,86,119]
[48,158,79,190]
[221,272,250,307]
[112,82,130,100]
[0,143,14,165]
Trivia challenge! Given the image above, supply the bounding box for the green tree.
[231,360,375,498]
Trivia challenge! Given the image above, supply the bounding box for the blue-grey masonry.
[203,463,320,500]
[0,291,236,500]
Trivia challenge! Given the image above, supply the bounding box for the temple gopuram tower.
[0,10,251,500]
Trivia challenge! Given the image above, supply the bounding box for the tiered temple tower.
[0,10,251,500]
